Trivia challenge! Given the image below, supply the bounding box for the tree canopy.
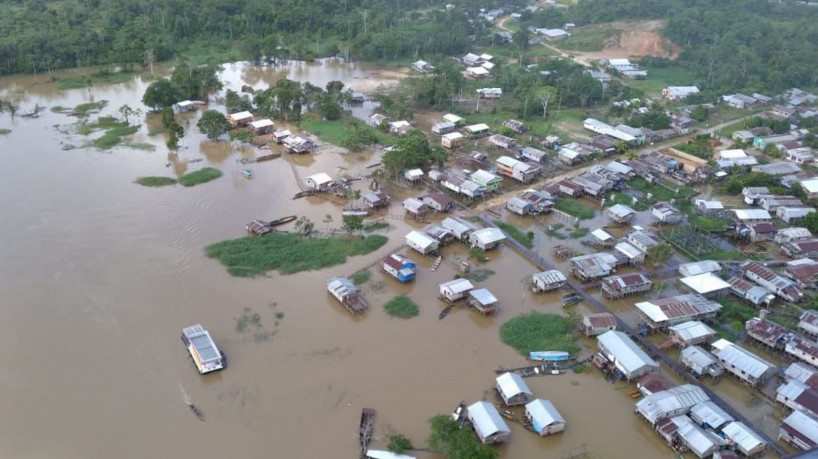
[197,110,231,140]
[382,130,447,176]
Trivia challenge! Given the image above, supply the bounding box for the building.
[489,134,516,150]
[679,261,722,278]
[689,400,734,430]
[443,114,465,126]
[680,346,724,378]
[696,199,725,216]
[780,410,818,451]
[625,230,661,253]
[785,336,818,369]
[748,222,777,242]
[784,363,818,389]
[614,241,646,266]
[406,230,439,255]
[733,209,772,224]
[440,132,463,149]
[660,415,722,458]
[469,227,506,250]
[634,294,722,330]
[172,100,196,114]
[419,193,454,213]
[402,197,429,220]
[745,317,792,350]
[591,228,615,247]
[668,321,716,347]
[581,313,617,337]
[305,172,334,191]
[272,129,291,143]
[778,207,817,223]
[282,135,317,154]
[469,288,499,314]
[467,66,490,79]
[467,401,511,445]
[727,277,775,307]
[476,88,502,99]
[601,273,653,299]
[441,217,477,241]
[635,384,709,426]
[249,118,274,135]
[495,156,540,183]
[777,380,818,418]
[759,195,804,212]
[439,278,474,302]
[679,273,731,298]
[469,170,502,192]
[382,254,417,283]
[520,147,548,164]
[506,197,533,216]
[776,227,813,245]
[503,119,525,134]
[496,372,533,406]
[752,161,803,176]
[652,202,684,224]
[525,399,566,436]
[798,310,818,337]
[711,339,776,386]
[720,422,766,457]
[441,175,484,199]
[227,110,254,126]
[424,224,455,245]
[607,204,636,225]
[569,252,618,281]
[662,86,700,101]
[464,123,490,137]
[587,70,611,83]
[597,330,659,380]
[782,239,818,258]
[582,118,638,144]
[723,93,758,109]
[740,261,804,303]
[388,120,413,136]
[412,60,433,73]
[363,192,390,209]
[531,270,567,293]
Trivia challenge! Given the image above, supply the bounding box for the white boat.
[529,351,571,362]
[343,209,369,217]
[181,325,225,374]
[366,451,416,459]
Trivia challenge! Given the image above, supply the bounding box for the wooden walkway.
[478,213,788,458]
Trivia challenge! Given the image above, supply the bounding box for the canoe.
[343,210,369,217]
[293,190,314,200]
[268,215,297,227]
[439,304,454,320]
[529,351,571,362]
[242,169,253,179]
[359,408,376,455]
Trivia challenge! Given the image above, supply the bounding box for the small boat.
[242,169,253,179]
[366,451,415,459]
[439,304,454,320]
[293,190,314,200]
[268,215,297,227]
[529,351,571,362]
[562,294,581,306]
[343,209,369,217]
[187,403,205,421]
[256,152,281,161]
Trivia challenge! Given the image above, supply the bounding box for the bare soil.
[567,20,680,65]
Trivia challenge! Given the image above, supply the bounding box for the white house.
[525,399,566,436]
[496,372,533,406]
[439,278,474,302]
[405,230,439,255]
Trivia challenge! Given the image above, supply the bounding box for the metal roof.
[439,278,474,294]
[635,384,709,424]
[533,270,567,285]
[471,227,506,245]
[591,228,614,241]
[470,169,501,184]
[507,197,530,209]
[597,330,658,377]
[635,294,722,323]
[785,363,818,388]
[465,123,490,133]
[468,401,510,438]
[681,346,719,372]
[608,204,636,217]
[182,325,222,363]
[496,372,532,398]
[366,450,416,459]
[525,399,565,429]
[306,172,333,185]
[469,288,498,306]
[733,209,772,220]
[229,110,253,120]
[680,272,731,294]
[668,321,716,341]
[721,422,766,453]
[782,410,818,448]
[671,415,722,457]
[711,339,776,379]
[679,261,722,277]
[614,241,643,259]
[441,217,477,236]
[402,197,427,212]
[690,401,734,429]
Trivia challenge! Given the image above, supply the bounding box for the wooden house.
[503,119,525,134]
[469,228,506,250]
[489,134,516,150]
[525,399,566,436]
[496,372,533,406]
[607,204,636,225]
[406,230,439,255]
[467,401,511,445]
[249,118,274,135]
[431,121,456,135]
[273,129,292,143]
[581,313,617,337]
[420,192,455,213]
[402,197,429,220]
[468,288,499,314]
[389,120,412,136]
[439,278,474,302]
[228,111,254,127]
[601,273,653,299]
[441,132,464,149]
[495,156,539,183]
[363,192,390,209]
[424,224,455,245]
[506,197,533,216]
[680,346,724,378]
[305,172,334,191]
[368,113,388,128]
[382,254,417,283]
[668,321,716,347]
[441,217,477,241]
[172,100,196,114]
[711,339,776,386]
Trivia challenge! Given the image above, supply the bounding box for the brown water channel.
[0,60,768,458]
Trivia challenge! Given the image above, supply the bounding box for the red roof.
[746,318,790,343]
[423,192,454,207]
[636,372,674,395]
[586,312,617,329]
[751,222,777,234]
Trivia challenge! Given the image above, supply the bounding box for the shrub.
[384,295,419,318]
[179,167,223,187]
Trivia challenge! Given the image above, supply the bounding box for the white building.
[597,330,659,380]
[525,399,566,436]
[467,401,511,445]
[495,372,533,406]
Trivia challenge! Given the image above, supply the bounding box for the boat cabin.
[382,254,417,283]
[181,324,225,374]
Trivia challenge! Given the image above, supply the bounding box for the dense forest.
[568,0,818,94]
[0,0,521,76]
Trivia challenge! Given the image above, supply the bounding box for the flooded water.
[0,61,774,459]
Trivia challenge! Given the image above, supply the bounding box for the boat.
[328,277,368,314]
[562,294,581,306]
[343,209,369,217]
[242,169,253,179]
[439,304,454,320]
[451,401,466,424]
[529,351,572,362]
[268,215,297,227]
[181,324,225,375]
[246,220,274,236]
[293,190,314,199]
[359,408,376,456]
[365,451,415,459]
[256,152,281,162]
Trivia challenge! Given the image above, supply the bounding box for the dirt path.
[497,16,584,66]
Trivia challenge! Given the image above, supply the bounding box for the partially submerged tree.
[197,110,231,140]
[427,415,497,459]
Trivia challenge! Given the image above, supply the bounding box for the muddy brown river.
[0,60,784,458]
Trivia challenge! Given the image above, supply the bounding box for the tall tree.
[197,110,231,140]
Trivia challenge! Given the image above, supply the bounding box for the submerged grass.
[500,312,579,355]
[554,199,596,220]
[136,176,177,187]
[78,116,128,135]
[92,125,140,149]
[0,128,10,135]
[494,219,533,249]
[350,268,371,285]
[57,69,136,90]
[206,233,388,277]
[179,167,223,187]
[384,295,419,318]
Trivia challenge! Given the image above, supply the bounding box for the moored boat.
[529,351,571,362]
[268,215,297,227]
[242,169,253,179]
[451,401,466,423]
[256,152,281,161]
[181,324,225,374]
[343,209,369,217]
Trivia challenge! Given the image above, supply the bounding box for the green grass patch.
[627,66,697,97]
[136,176,177,187]
[92,125,139,149]
[494,220,534,248]
[123,141,156,151]
[179,167,223,187]
[545,222,567,239]
[500,312,579,356]
[387,434,413,454]
[57,70,135,90]
[350,269,371,285]
[605,192,647,211]
[554,199,596,220]
[384,295,419,318]
[556,26,621,52]
[300,115,394,148]
[717,298,756,333]
[569,227,589,239]
[206,233,388,277]
[0,128,10,135]
[66,100,109,117]
[468,268,496,282]
[363,221,390,232]
[78,116,129,135]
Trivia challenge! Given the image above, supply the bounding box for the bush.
[499,312,579,356]
[350,269,371,285]
[387,434,413,454]
[179,167,223,187]
[384,295,419,318]
[427,415,497,459]
[554,199,595,220]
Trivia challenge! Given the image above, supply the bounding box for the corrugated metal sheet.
[721,422,766,454]
[668,321,716,342]
[496,372,532,398]
[469,288,498,306]
[711,340,776,380]
[679,261,723,277]
[468,401,510,439]
[597,330,658,378]
[635,385,709,424]
[525,399,565,432]
[680,273,730,294]
[782,410,818,448]
[690,401,734,429]
[671,415,721,458]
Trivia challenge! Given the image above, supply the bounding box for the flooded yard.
[0,60,781,458]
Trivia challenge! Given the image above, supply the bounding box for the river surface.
[0,60,782,458]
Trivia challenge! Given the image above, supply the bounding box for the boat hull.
[529,351,571,362]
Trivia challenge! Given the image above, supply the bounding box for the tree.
[382,130,446,176]
[342,215,364,234]
[513,28,530,51]
[647,243,674,267]
[805,211,818,234]
[427,415,497,459]
[387,434,412,454]
[316,95,342,120]
[535,86,555,118]
[691,105,709,122]
[197,110,231,140]
[142,79,180,111]
[225,89,252,113]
